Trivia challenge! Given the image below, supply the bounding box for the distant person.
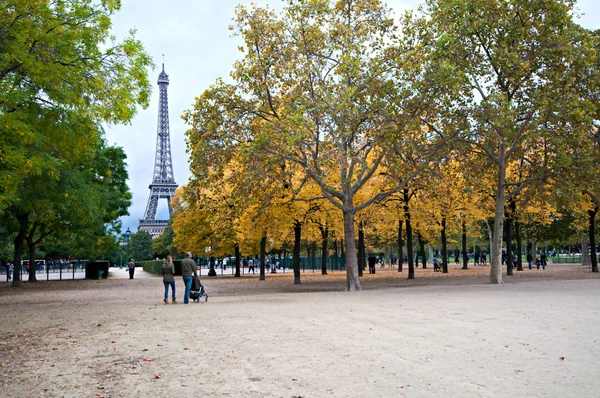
[248,258,255,274]
[527,252,533,270]
[433,255,440,272]
[368,255,376,274]
[541,252,547,270]
[128,259,135,279]
[161,255,176,304]
[181,252,198,304]
[454,252,460,264]
[481,251,487,264]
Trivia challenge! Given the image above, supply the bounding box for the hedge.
[141,259,183,276]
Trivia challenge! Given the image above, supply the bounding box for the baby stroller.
[189,276,208,302]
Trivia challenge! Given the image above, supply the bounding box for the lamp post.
[124,228,131,266]
[118,238,123,268]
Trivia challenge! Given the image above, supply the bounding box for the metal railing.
[0,262,87,283]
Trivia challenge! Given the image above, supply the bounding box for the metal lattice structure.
[138,64,178,238]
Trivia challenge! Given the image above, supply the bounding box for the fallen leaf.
[560,357,565,361]
[154,374,160,379]
[184,347,190,351]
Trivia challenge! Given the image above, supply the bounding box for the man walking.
[181,252,198,304]
[128,259,136,279]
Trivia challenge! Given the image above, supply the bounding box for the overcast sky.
[105,0,599,234]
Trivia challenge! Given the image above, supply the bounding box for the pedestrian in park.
[161,255,176,304]
[128,259,135,279]
[541,252,547,270]
[181,252,198,304]
[527,252,533,270]
[433,255,440,272]
[248,258,255,274]
[481,251,487,264]
[368,255,376,274]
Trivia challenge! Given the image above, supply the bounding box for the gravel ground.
[1,264,599,397]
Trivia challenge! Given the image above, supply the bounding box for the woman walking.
[161,255,176,304]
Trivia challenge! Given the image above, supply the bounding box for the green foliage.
[0,0,150,281]
[130,230,153,262]
[152,219,179,258]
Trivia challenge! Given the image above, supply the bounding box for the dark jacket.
[181,258,197,277]
[161,262,175,282]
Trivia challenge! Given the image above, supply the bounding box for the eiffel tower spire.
[138,62,178,238]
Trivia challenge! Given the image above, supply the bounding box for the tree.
[421,0,598,283]
[0,0,151,208]
[1,0,151,285]
[129,231,153,262]
[183,1,427,291]
[152,219,178,258]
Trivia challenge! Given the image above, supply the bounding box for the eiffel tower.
[138,63,178,238]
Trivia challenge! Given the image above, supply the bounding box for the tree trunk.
[12,230,26,287]
[311,241,316,272]
[26,220,40,283]
[343,210,361,290]
[357,222,365,277]
[404,190,415,280]
[333,239,338,257]
[461,220,468,270]
[589,207,598,273]
[441,217,448,273]
[418,233,426,268]
[532,240,537,263]
[27,240,37,282]
[260,235,267,281]
[582,239,591,267]
[486,219,494,262]
[515,220,523,271]
[293,222,302,284]
[321,227,328,275]
[490,155,506,284]
[234,243,241,277]
[397,219,403,272]
[505,212,513,276]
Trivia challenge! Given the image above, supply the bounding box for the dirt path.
[1,266,599,397]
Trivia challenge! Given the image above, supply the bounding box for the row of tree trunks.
[234,243,241,277]
[418,233,426,269]
[357,222,365,277]
[11,211,30,286]
[397,219,403,273]
[321,227,328,275]
[260,235,267,281]
[505,211,513,276]
[461,220,468,270]
[403,189,415,280]
[293,223,301,285]
[441,217,448,273]
[515,220,523,271]
[589,207,598,273]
